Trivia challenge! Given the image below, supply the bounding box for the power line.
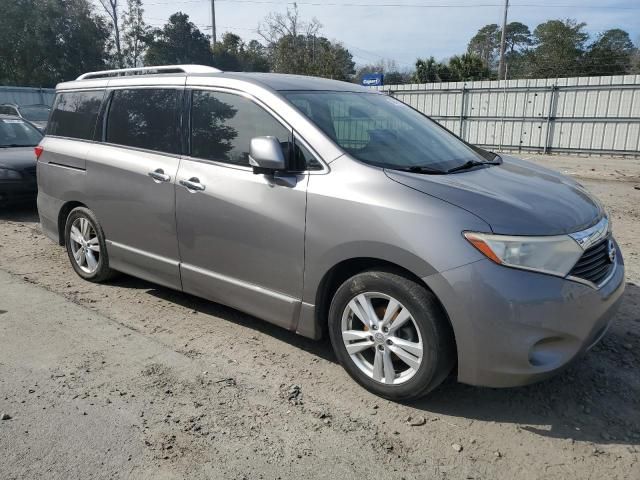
[142,0,640,9]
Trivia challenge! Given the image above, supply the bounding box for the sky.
[128,0,640,69]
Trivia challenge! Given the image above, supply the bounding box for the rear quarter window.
[48,91,105,140]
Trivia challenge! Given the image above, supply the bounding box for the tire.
[64,207,115,283]
[328,269,455,401]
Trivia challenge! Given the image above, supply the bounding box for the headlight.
[464,231,583,277]
[0,168,22,180]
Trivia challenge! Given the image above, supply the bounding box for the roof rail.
[76,64,222,81]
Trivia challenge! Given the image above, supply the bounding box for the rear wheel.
[64,207,115,282]
[328,269,455,401]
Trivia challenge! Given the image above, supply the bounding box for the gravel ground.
[0,154,639,479]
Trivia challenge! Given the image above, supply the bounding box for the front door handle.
[148,169,171,183]
[179,177,206,192]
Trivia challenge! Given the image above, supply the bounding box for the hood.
[385,155,604,235]
[0,146,37,171]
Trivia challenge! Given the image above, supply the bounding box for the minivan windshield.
[282,91,498,173]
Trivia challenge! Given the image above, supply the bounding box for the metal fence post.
[543,85,558,154]
[459,85,467,139]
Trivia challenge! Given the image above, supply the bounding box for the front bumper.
[424,241,625,388]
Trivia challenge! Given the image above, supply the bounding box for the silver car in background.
[0,103,51,132]
[36,65,625,400]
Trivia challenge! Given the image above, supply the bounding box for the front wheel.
[64,207,115,283]
[328,269,455,401]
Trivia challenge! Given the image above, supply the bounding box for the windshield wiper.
[446,159,500,174]
[397,165,447,175]
[0,144,34,148]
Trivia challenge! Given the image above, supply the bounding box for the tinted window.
[191,90,290,166]
[0,118,42,147]
[106,89,180,154]
[48,91,104,140]
[19,105,50,122]
[283,91,497,172]
[0,106,18,115]
[293,138,322,171]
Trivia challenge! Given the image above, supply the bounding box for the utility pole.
[497,0,509,80]
[211,0,217,46]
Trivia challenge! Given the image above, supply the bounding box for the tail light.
[34,145,44,160]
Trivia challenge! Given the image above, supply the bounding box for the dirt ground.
[0,153,639,479]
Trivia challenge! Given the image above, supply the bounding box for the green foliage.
[467,24,500,69]
[258,4,355,80]
[0,0,109,87]
[527,19,588,78]
[448,53,491,81]
[212,33,270,72]
[144,13,214,67]
[413,54,488,83]
[456,19,636,80]
[121,0,149,68]
[583,29,635,76]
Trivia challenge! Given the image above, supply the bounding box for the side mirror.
[249,136,286,174]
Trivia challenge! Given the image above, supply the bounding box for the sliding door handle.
[179,178,206,192]
[148,169,171,183]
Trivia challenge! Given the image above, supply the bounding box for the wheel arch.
[57,201,88,245]
[310,257,457,359]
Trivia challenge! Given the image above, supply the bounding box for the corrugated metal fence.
[374,75,640,156]
[0,86,56,107]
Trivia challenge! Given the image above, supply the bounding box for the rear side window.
[191,90,290,166]
[106,89,180,154]
[0,106,18,115]
[48,91,104,140]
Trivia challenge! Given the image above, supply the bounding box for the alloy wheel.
[341,292,424,385]
[69,217,101,274]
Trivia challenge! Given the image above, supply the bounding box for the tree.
[144,13,214,67]
[528,19,588,78]
[98,0,123,68]
[243,40,271,72]
[448,53,491,81]
[468,22,531,76]
[584,29,635,76]
[504,22,533,56]
[212,33,270,72]
[413,57,439,83]
[121,0,149,68]
[258,4,355,80]
[632,48,640,74]
[468,24,500,69]
[412,56,457,83]
[413,54,488,83]
[0,0,109,87]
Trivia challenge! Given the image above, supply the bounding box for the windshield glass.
[282,91,496,172]
[0,118,43,147]
[18,105,50,122]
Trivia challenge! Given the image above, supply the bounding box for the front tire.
[328,269,455,401]
[64,207,115,283]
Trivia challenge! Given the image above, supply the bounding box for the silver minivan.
[37,65,625,400]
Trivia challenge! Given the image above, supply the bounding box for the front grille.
[569,238,613,285]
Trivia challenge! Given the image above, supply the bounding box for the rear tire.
[328,269,455,401]
[64,207,115,283]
